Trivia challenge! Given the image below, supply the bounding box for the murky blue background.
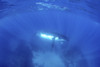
[0,0,100,67]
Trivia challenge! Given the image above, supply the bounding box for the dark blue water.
[0,0,100,67]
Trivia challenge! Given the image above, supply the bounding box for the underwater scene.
[0,0,100,67]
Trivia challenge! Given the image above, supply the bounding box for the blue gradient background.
[0,0,100,67]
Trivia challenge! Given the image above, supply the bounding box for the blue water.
[0,0,100,67]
